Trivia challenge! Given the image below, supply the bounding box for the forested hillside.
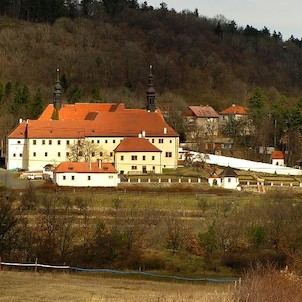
[1,1,302,138]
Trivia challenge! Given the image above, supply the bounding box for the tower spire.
[53,68,62,111]
[146,65,156,112]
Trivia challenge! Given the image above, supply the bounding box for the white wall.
[6,139,28,170]
[53,172,119,187]
[8,136,179,172]
[202,154,302,176]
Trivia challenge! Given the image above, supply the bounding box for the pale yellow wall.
[115,151,162,174]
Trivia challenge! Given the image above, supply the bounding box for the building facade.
[7,68,179,173]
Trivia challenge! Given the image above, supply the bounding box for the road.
[0,168,44,189]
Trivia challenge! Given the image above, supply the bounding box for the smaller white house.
[208,166,240,190]
[53,160,119,187]
[271,151,285,166]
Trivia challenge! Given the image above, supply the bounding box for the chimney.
[19,118,23,124]
[163,127,167,134]
[138,133,142,138]
[98,159,102,170]
[142,130,146,137]
[89,162,92,171]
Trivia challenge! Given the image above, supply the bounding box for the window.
[33,152,36,157]
[33,140,36,145]
[58,152,61,157]
[17,141,21,144]
[100,152,103,156]
[63,176,66,180]
[165,152,172,158]
[88,176,91,180]
[71,176,75,180]
[152,156,155,160]
[170,140,172,143]
[97,140,100,144]
[45,152,48,157]
[159,139,164,144]
[66,152,70,157]
[153,166,155,170]
[110,152,113,157]
[58,140,61,145]
[228,178,231,183]
[13,154,16,157]
[92,140,94,143]
[121,156,124,161]
[105,140,108,144]
[152,139,155,143]
[131,166,137,170]
[66,140,70,145]
[113,139,115,143]
[142,155,146,161]
[49,140,52,145]
[42,140,45,145]
[19,153,22,157]
[109,176,113,179]
[131,155,137,160]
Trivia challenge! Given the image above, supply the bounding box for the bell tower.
[53,68,63,111]
[146,65,156,112]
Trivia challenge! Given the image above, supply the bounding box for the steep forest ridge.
[0,1,302,130]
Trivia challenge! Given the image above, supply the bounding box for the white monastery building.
[6,67,179,174]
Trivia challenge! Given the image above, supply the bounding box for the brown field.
[0,271,233,302]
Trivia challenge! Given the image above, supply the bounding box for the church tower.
[146,65,156,112]
[53,68,63,111]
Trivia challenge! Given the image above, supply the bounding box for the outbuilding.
[53,160,119,187]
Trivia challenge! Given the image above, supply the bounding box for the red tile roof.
[8,106,178,139]
[54,162,117,173]
[39,103,125,121]
[114,137,161,152]
[186,105,219,118]
[271,151,284,159]
[220,105,247,115]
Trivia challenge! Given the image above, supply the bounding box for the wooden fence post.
[35,258,38,273]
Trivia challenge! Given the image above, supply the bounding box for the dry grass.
[233,266,302,302]
[0,270,232,302]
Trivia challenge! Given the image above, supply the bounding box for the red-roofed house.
[184,105,219,138]
[271,151,285,166]
[53,161,119,187]
[219,104,252,135]
[114,137,162,174]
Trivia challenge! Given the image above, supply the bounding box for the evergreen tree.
[5,82,12,96]
[67,85,82,104]
[92,85,102,101]
[30,89,44,119]
[0,81,4,103]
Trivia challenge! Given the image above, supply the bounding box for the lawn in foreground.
[0,271,232,302]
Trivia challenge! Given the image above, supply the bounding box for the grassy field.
[0,271,233,302]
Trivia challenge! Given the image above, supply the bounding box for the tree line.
[2,188,302,274]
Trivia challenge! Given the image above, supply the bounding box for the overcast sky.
[141,1,301,40]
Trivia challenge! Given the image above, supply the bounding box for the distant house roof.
[219,166,238,178]
[114,137,161,152]
[220,104,247,115]
[185,105,219,118]
[271,151,284,160]
[54,162,117,173]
